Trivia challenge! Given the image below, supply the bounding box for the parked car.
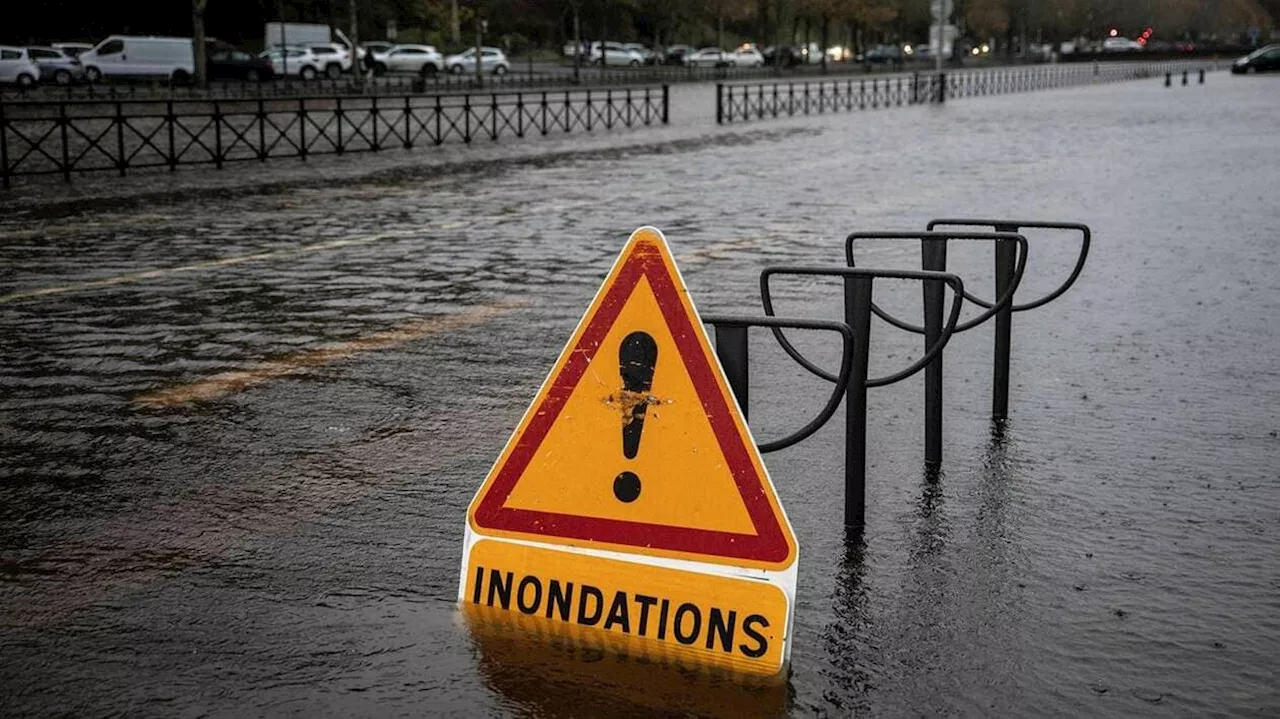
[732,47,765,67]
[863,44,903,64]
[623,43,657,65]
[1232,43,1280,73]
[1102,37,1144,52]
[259,46,324,80]
[308,43,352,77]
[0,46,40,86]
[588,42,643,66]
[362,41,394,56]
[52,42,94,58]
[762,45,802,67]
[664,45,694,65]
[684,47,731,68]
[80,36,195,83]
[27,46,85,85]
[207,44,274,81]
[373,44,443,75]
[444,47,510,75]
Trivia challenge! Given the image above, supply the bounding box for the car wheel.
[450,64,463,74]
[17,73,35,88]
[171,69,191,86]
[245,68,261,83]
[54,69,73,85]
[300,66,317,81]
[325,63,342,79]
[629,59,640,67]
[419,64,437,76]
[493,64,508,76]
[85,66,102,83]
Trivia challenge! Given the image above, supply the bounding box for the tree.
[191,0,208,88]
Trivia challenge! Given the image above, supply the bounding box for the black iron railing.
[0,85,668,186]
[717,60,1219,123]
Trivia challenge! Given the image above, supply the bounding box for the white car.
[52,42,94,58]
[307,43,352,77]
[588,42,643,66]
[684,48,732,68]
[444,47,510,75]
[732,47,765,67]
[1102,37,1144,52]
[375,44,443,75]
[0,46,40,86]
[259,46,325,80]
[27,46,86,85]
[80,36,195,83]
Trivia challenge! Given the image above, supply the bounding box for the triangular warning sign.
[467,227,796,570]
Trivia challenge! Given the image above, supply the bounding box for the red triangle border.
[472,239,791,564]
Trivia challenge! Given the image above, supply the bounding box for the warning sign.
[459,227,798,677]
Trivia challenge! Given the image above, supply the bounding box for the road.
[2,74,1278,716]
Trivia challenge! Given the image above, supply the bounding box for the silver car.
[444,47,510,75]
[27,46,85,85]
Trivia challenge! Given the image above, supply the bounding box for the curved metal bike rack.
[924,219,1091,421]
[843,231,1030,465]
[701,315,854,453]
[756,267,966,528]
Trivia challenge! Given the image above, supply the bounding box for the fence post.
[257,97,267,160]
[463,94,472,142]
[714,323,750,421]
[517,91,525,137]
[115,101,127,176]
[662,84,669,125]
[844,274,873,529]
[298,98,307,161]
[61,102,73,181]
[716,83,724,124]
[937,72,946,104]
[404,96,412,148]
[541,91,549,134]
[335,97,345,154]
[371,96,380,151]
[911,71,919,104]
[490,92,498,140]
[0,100,9,189]
[435,94,443,144]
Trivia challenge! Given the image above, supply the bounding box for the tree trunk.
[717,13,724,50]
[572,5,581,83]
[475,14,484,86]
[349,0,361,85]
[820,14,829,71]
[451,0,460,44]
[191,0,207,88]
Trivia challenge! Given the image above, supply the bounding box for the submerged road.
[1,74,1278,715]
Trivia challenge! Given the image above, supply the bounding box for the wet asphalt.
[1,73,1279,716]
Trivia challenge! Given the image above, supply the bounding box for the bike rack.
[754,268,966,528]
[924,219,1091,421]
[842,231,1030,464]
[700,316,854,453]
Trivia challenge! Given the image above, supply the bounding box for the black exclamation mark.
[614,331,657,503]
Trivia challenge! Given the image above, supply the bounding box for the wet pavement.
[2,74,1279,716]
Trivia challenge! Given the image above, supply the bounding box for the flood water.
[2,74,1278,716]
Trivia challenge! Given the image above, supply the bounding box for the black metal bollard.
[1165,72,1171,87]
[1182,70,1188,86]
[1199,68,1205,84]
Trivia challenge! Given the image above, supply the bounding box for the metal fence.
[0,60,943,103]
[0,85,668,186]
[717,60,1220,123]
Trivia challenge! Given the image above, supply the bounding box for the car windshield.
[1247,44,1277,59]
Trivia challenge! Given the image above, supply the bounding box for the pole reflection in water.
[823,529,873,713]
[461,603,789,718]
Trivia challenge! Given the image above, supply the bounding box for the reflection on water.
[463,604,788,718]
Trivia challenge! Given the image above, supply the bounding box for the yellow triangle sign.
[465,227,796,570]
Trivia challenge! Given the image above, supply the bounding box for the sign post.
[459,227,799,679]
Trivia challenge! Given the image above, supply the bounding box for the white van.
[80,36,195,83]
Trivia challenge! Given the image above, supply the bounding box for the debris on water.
[1131,689,1164,703]
[1114,609,1128,618]
[1089,683,1109,694]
